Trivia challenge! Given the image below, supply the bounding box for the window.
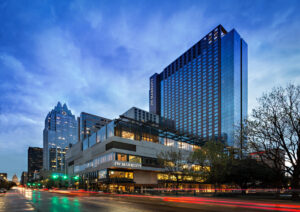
[129,155,142,163]
[117,153,127,161]
[98,169,107,179]
[109,170,133,179]
[121,131,134,140]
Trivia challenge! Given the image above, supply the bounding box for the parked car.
[0,188,7,193]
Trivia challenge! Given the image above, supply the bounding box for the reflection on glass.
[98,169,107,179]
[129,155,141,163]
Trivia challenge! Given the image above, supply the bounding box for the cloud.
[0,0,300,179]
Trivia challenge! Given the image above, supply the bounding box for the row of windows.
[74,152,142,173]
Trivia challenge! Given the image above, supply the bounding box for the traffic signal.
[27,183,31,186]
[73,176,79,180]
[62,175,68,180]
[51,174,59,179]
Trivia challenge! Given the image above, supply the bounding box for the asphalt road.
[1,188,300,212]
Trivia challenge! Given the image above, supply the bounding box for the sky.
[0,0,300,180]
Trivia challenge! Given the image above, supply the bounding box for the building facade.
[28,147,43,181]
[66,107,204,192]
[43,102,77,171]
[21,172,28,185]
[12,174,19,185]
[122,107,159,125]
[78,112,111,142]
[149,25,247,146]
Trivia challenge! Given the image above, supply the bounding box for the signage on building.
[114,161,142,169]
[150,77,154,106]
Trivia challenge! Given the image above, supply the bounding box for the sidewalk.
[0,189,35,212]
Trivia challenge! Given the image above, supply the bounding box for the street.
[0,188,300,212]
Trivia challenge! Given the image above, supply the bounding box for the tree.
[157,149,189,192]
[0,179,16,190]
[234,121,250,159]
[226,158,283,195]
[191,140,230,191]
[246,84,300,199]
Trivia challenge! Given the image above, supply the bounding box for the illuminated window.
[165,139,175,147]
[129,155,141,163]
[109,171,133,179]
[98,170,107,179]
[193,145,200,151]
[157,173,169,180]
[122,131,134,140]
[117,153,127,161]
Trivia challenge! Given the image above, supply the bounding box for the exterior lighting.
[52,174,59,179]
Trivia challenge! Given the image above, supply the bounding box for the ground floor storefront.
[77,181,226,193]
[74,168,237,193]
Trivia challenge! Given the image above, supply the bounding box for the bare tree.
[246,84,300,199]
[234,121,250,159]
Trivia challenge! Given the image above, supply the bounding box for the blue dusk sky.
[0,0,300,180]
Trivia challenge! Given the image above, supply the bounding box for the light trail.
[114,194,300,212]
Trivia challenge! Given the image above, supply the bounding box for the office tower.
[28,147,43,181]
[149,25,247,146]
[43,102,77,171]
[78,112,111,142]
[21,172,28,185]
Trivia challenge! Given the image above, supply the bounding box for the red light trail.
[114,194,300,212]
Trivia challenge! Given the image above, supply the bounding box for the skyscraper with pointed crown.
[43,102,77,171]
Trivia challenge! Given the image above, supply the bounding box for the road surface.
[0,188,299,212]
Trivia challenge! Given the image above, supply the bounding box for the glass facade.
[149,25,247,146]
[109,170,133,179]
[220,29,248,145]
[78,112,111,142]
[81,118,202,152]
[43,102,78,171]
[74,152,143,173]
[27,147,43,181]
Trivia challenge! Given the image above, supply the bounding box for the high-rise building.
[43,102,77,171]
[21,172,28,185]
[28,147,43,181]
[78,112,111,142]
[149,25,247,146]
